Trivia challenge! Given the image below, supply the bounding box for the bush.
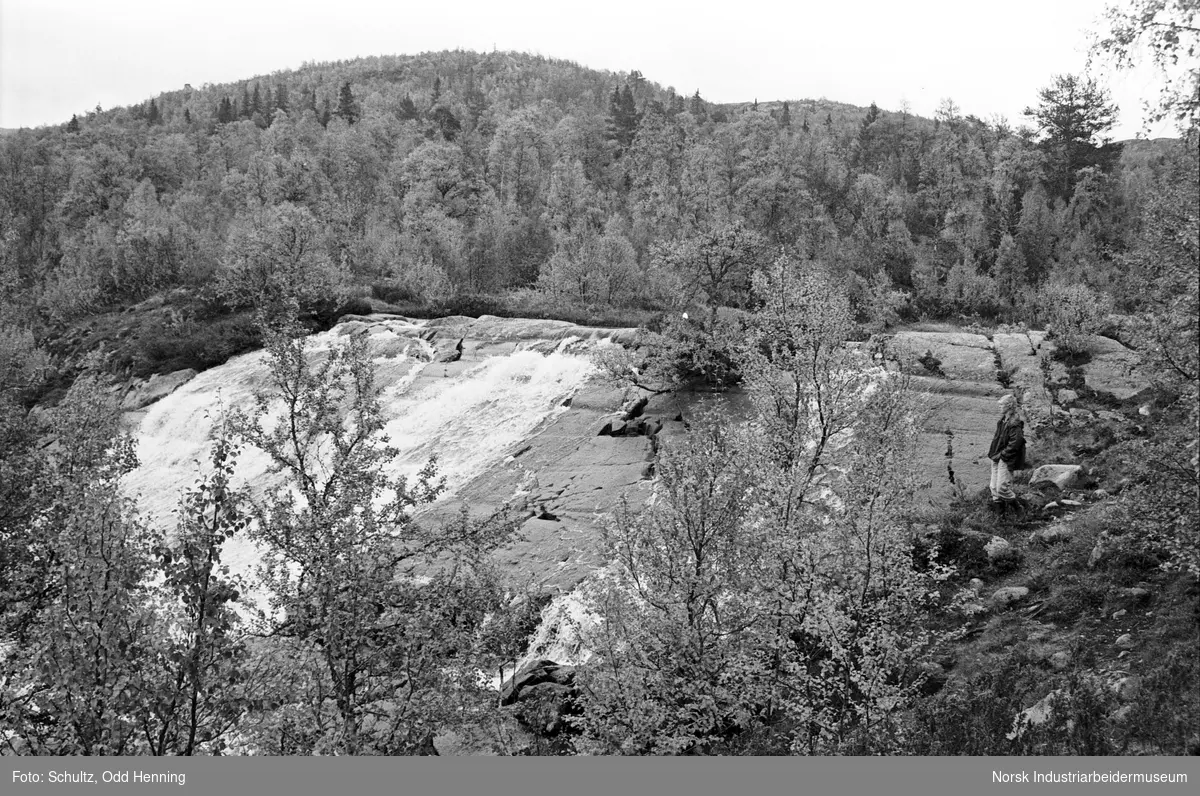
[1038,283,1111,356]
[134,312,260,376]
[917,349,945,377]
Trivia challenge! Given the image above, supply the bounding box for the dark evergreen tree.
[240,85,253,119]
[607,84,640,149]
[252,84,263,118]
[336,82,359,124]
[430,106,461,140]
[690,90,707,121]
[398,94,420,121]
[66,114,80,133]
[781,101,791,128]
[146,99,160,126]
[274,84,289,113]
[320,98,332,128]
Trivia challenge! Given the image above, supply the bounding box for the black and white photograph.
[0,0,1196,786]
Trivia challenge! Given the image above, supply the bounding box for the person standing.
[988,394,1026,509]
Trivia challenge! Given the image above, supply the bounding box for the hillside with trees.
[0,49,1182,384]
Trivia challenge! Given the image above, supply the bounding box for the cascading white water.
[124,319,603,584]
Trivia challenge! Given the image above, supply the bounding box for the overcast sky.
[0,0,1176,139]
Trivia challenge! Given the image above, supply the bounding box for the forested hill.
[0,49,1192,390]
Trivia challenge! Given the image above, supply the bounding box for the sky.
[0,0,1178,139]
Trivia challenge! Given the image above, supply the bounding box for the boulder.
[1082,336,1150,401]
[1007,689,1067,740]
[1088,532,1118,569]
[1113,676,1141,702]
[1030,524,1072,545]
[1115,633,1135,649]
[985,536,1013,562]
[500,659,581,738]
[1122,587,1151,603]
[438,337,465,363]
[991,586,1030,607]
[122,368,198,410]
[1049,651,1071,671]
[513,681,576,735]
[500,659,577,706]
[1056,389,1079,406]
[1030,464,1085,490]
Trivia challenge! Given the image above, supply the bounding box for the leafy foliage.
[574,266,956,755]
[227,320,515,753]
[1038,282,1112,356]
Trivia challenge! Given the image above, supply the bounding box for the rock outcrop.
[884,328,1147,505]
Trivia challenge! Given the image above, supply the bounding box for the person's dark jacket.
[988,418,1026,469]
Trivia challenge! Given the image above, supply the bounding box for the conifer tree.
[336,82,359,124]
[398,94,419,121]
[1024,74,1120,202]
[607,84,640,150]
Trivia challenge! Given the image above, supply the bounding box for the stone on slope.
[122,368,198,410]
[991,586,1030,607]
[1030,464,1085,490]
[1081,335,1150,402]
[1029,524,1073,545]
[889,331,995,382]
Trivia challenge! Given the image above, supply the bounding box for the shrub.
[918,349,945,377]
[134,313,260,376]
[1038,283,1112,357]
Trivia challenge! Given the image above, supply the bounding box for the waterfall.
[124,318,605,586]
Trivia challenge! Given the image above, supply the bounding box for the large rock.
[122,368,198,410]
[1007,689,1067,740]
[985,536,1013,562]
[1030,464,1085,490]
[890,331,995,382]
[500,659,577,706]
[991,586,1030,607]
[1080,335,1150,401]
[1029,523,1073,545]
[500,659,580,738]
